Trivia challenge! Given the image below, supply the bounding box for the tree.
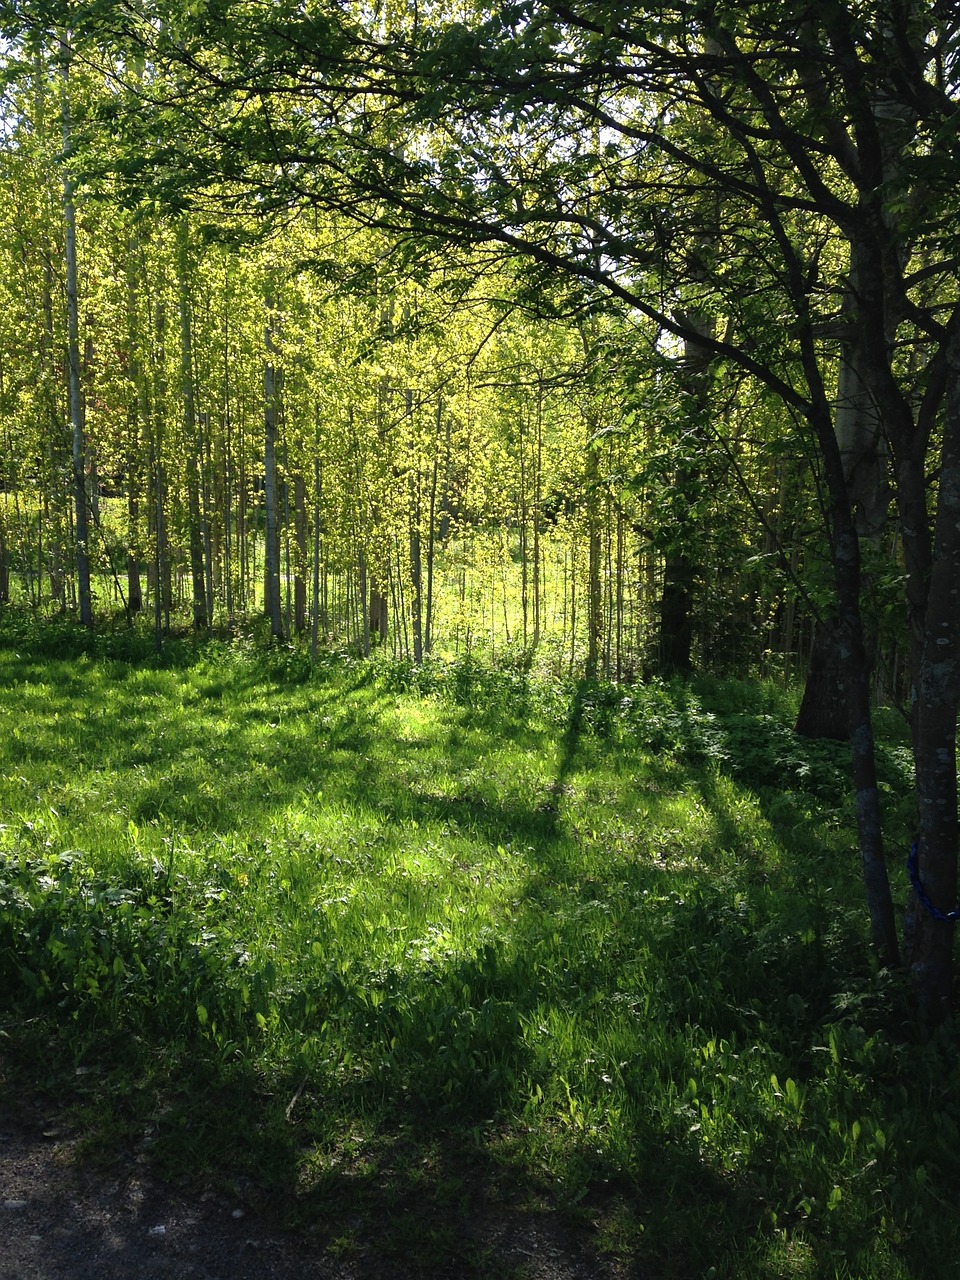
[176,219,209,631]
[59,33,92,624]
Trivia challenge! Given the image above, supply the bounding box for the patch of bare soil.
[0,1104,638,1280]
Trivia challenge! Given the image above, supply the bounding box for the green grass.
[0,611,955,1279]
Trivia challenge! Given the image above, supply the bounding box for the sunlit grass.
[0,617,954,1280]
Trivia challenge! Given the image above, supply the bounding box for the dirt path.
[0,1106,634,1280]
[0,1109,355,1280]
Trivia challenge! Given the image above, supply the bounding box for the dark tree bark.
[820,440,900,967]
[795,620,847,740]
[796,232,892,739]
[903,327,960,1018]
[657,557,697,677]
[653,292,714,677]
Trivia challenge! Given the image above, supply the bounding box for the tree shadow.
[2,647,944,1278]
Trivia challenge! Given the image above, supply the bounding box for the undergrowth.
[0,613,954,1280]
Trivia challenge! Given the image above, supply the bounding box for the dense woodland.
[0,70,813,684]
[0,2,958,1012]
[5,7,960,1275]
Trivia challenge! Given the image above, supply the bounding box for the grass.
[0,610,956,1279]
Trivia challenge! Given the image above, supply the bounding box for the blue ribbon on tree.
[907,841,960,924]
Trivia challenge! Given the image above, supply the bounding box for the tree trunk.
[407,390,424,665]
[311,455,322,659]
[904,328,960,1019]
[263,294,284,641]
[127,488,143,614]
[60,35,91,626]
[654,306,714,676]
[795,619,848,740]
[294,470,307,634]
[153,298,173,632]
[424,401,442,656]
[533,379,543,647]
[518,401,529,648]
[657,554,696,677]
[585,429,602,680]
[283,453,292,639]
[358,547,370,657]
[125,244,146,615]
[822,499,900,966]
[807,371,900,965]
[223,296,235,627]
[37,93,69,616]
[797,241,889,738]
[178,223,208,632]
[202,413,215,626]
[369,580,388,646]
[410,478,424,664]
[0,516,8,604]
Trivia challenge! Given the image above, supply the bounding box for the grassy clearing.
[0,613,956,1279]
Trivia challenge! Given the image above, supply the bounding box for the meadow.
[1,612,958,1279]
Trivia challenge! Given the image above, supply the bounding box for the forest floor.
[2,624,949,1280]
[0,1091,634,1280]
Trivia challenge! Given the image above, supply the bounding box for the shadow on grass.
[3,941,764,1280]
[0,642,947,1279]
